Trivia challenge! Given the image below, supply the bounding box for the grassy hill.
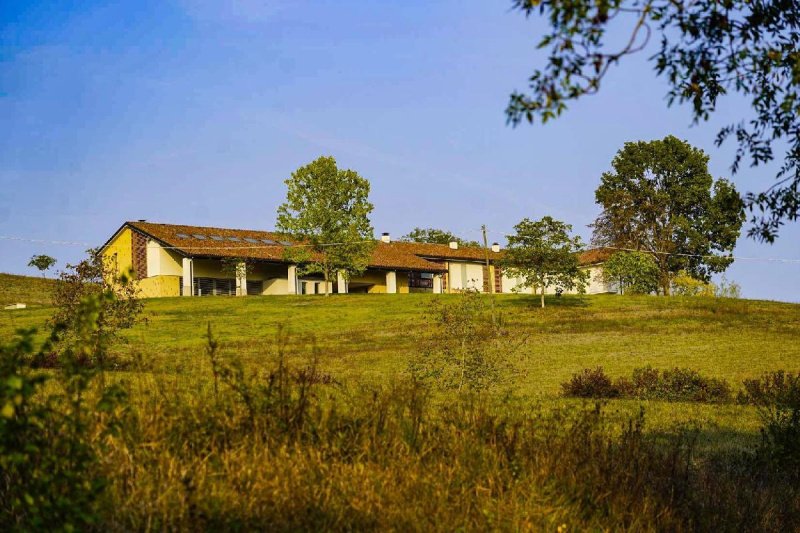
[2,291,799,442]
[3,290,800,528]
[0,273,57,307]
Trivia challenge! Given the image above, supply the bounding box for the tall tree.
[506,0,799,242]
[592,136,745,295]
[28,255,56,278]
[502,216,588,308]
[401,227,480,247]
[600,251,660,295]
[276,156,375,295]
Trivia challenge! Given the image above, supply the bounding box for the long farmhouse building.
[101,221,612,297]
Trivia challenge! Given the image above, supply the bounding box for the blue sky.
[2,0,798,301]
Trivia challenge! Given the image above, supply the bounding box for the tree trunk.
[540,286,545,308]
[323,270,330,296]
[661,274,671,296]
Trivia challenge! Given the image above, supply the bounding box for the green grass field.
[0,273,57,307]
[3,273,800,529]
[3,274,799,451]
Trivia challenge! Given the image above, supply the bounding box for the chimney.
[449,241,458,250]
[381,232,391,243]
[491,242,500,253]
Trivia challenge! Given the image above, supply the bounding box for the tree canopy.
[28,255,56,278]
[600,251,660,295]
[507,0,799,241]
[276,156,375,295]
[502,216,588,307]
[401,227,481,248]
[591,136,745,295]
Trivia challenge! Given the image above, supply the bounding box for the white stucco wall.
[499,265,612,295]
[448,261,484,292]
[146,240,183,277]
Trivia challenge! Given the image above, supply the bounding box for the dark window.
[409,271,434,289]
[246,280,263,295]
[193,277,235,296]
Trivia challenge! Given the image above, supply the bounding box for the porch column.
[236,261,247,296]
[433,273,442,294]
[337,271,348,294]
[182,257,193,297]
[386,270,397,294]
[304,281,316,294]
[287,265,298,294]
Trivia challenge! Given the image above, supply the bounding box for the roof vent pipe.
[491,243,500,253]
[381,232,391,243]
[449,241,458,250]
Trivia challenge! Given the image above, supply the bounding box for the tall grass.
[2,326,799,530]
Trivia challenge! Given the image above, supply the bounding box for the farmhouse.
[101,221,612,297]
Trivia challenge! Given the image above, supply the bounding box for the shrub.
[562,366,732,403]
[410,291,523,393]
[0,291,129,529]
[671,270,716,296]
[739,371,800,477]
[49,248,144,367]
[561,367,620,398]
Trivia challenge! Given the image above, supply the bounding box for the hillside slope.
[0,273,56,307]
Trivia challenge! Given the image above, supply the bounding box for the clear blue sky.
[2,0,798,301]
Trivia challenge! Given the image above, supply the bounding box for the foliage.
[671,270,717,297]
[563,366,732,403]
[561,367,619,398]
[506,0,800,242]
[50,248,144,367]
[276,156,376,295]
[27,254,56,278]
[400,227,481,247]
[715,276,742,299]
[600,251,660,294]
[0,292,128,530]
[502,216,588,307]
[220,258,253,296]
[591,136,745,294]
[739,371,800,477]
[410,290,522,393]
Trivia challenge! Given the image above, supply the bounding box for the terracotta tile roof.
[578,247,614,265]
[122,221,447,272]
[116,222,610,272]
[391,241,502,262]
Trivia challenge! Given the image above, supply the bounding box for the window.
[244,237,259,244]
[210,235,224,241]
[409,271,434,289]
[279,240,292,246]
[192,234,207,240]
[261,238,277,244]
[193,277,235,296]
[227,236,241,242]
[176,233,190,239]
[246,280,263,295]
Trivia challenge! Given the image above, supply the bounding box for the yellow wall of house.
[348,270,410,293]
[103,228,133,276]
[139,275,181,298]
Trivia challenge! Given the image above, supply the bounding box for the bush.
[561,367,620,398]
[739,371,800,477]
[562,366,732,403]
